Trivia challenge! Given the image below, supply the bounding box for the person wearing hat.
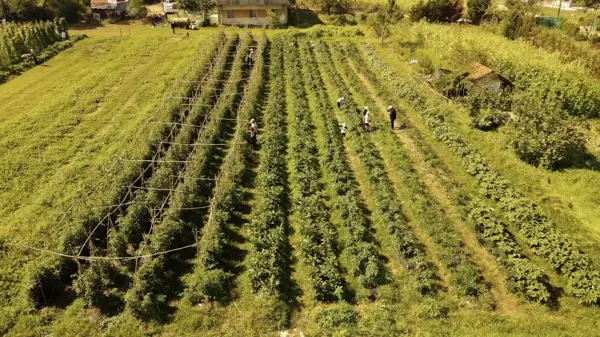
[337,97,344,109]
[248,118,258,146]
[340,122,347,139]
[387,105,397,130]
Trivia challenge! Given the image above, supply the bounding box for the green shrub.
[184,268,232,305]
[467,0,491,24]
[470,108,509,131]
[409,0,462,23]
[330,13,358,26]
[508,96,587,170]
[417,297,448,319]
[314,303,358,330]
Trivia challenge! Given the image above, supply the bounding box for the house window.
[249,9,257,18]
[227,10,235,18]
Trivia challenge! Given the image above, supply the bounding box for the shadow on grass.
[288,8,323,28]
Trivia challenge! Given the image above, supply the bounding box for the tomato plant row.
[284,37,345,302]
[246,36,291,298]
[313,40,443,301]
[297,39,386,290]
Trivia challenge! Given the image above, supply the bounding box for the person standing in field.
[337,97,344,109]
[171,21,176,34]
[340,123,347,139]
[30,49,38,65]
[246,47,254,66]
[364,110,371,133]
[387,105,397,130]
[60,29,67,40]
[248,118,258,147]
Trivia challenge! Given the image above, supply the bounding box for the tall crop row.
[183,33,268,305]
[297,39,385,290]
[123,33,253,320]
[246,37,290,297]
[358,43,600,306]
[0,19,67,70]
[22,33,229,311]
[346,42,552,304]
[284,37,345,302]
[313,40,443,301]
[109,35,239,257]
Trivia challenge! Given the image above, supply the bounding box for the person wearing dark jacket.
[388,105,397,130]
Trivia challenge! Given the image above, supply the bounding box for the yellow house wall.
[218,5,288,25]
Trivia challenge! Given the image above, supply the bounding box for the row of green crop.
[283,37,345,302]
[358,43,600,306]
[109,34,237,258]
[183,33,267,305]
[0,19,68,70]
[297,39,386,290]
[123,33,253,320]
[20,33,229,312]
[330,41,493,308]
[346,42,553,304]
[246,37,290,297]
[312,40,442,301]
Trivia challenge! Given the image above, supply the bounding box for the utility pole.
[557,0,563,19]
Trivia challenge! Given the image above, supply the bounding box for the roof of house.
[467,62,494,81]
[91,0,128,9]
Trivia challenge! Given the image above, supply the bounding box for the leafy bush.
[434,71,468,97]
[314,303,358,330]
[467,0,491,24]
[470,108,509,131]
[409,0,462,23]
[502,4,534,40]
[417,297,448,318]
[508,97,587,170]
[330,13,358,26]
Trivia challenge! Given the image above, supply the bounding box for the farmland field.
[1,24,600,336]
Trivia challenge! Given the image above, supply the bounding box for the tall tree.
[196,0,215,24]
[368,0,403,47]
[0,0,8,21]
[467,0,490,24]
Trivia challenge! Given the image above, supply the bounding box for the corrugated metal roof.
[467,62,494,81]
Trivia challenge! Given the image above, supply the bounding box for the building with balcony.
[216,0,288,26]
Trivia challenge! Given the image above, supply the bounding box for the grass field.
[1,21,600,336]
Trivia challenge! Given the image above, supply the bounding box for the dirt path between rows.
[348,61,521,313]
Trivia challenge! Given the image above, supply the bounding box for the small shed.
[467,62,511,93]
